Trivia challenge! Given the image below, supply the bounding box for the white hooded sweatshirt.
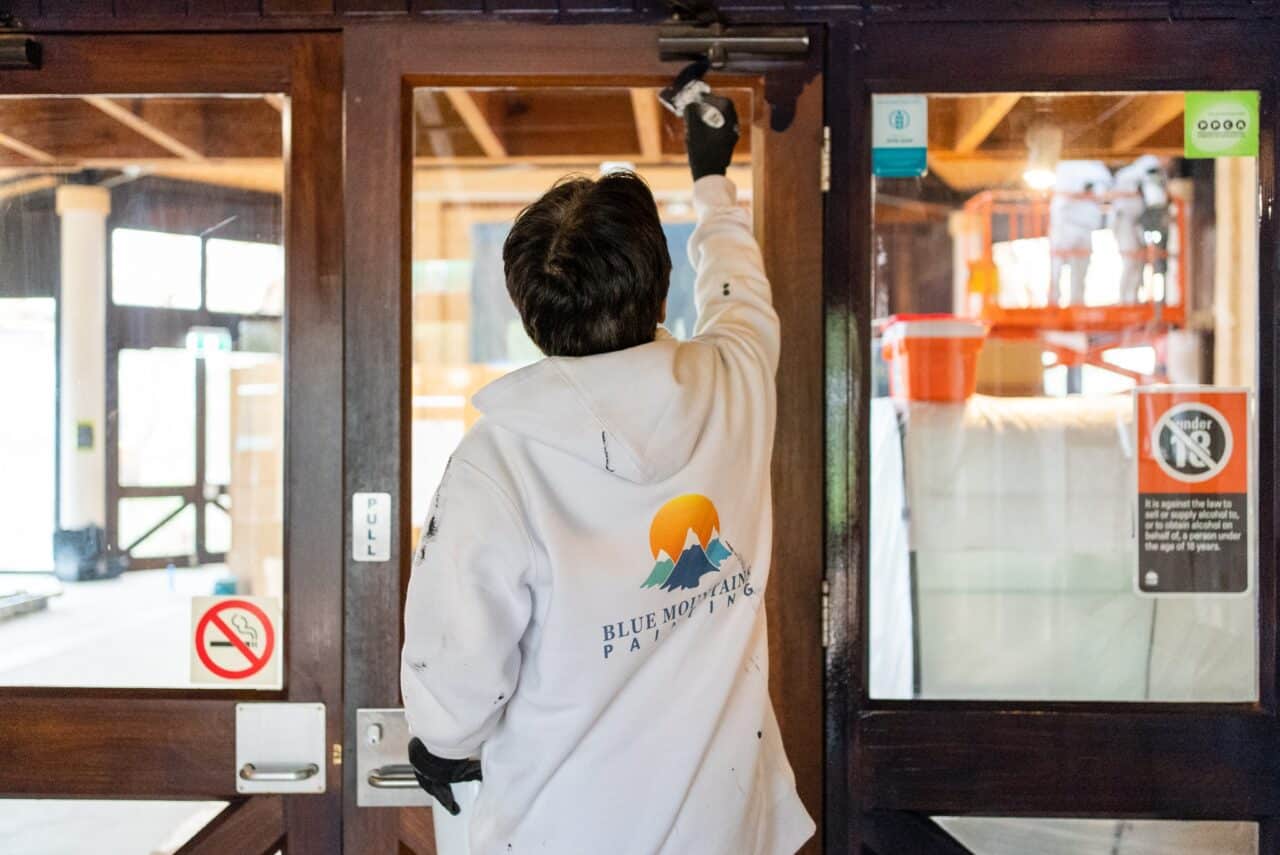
[401,175,815,855]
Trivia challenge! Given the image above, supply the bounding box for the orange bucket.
[881,314,987,402]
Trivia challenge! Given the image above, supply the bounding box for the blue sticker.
[873,94,928,178]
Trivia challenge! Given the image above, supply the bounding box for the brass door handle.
[238,762,320,782]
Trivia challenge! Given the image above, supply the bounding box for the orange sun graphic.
[649,494,720,561]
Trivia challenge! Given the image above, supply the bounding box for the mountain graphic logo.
[641,494,731,592]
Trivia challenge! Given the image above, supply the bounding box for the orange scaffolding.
[960,188,1189,384]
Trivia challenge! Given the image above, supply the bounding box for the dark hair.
[503,170,672,358]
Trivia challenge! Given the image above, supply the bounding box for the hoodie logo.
[641,494,731,591]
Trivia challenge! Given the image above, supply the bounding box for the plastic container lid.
[881,313,987,345]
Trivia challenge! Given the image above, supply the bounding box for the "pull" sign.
[353,492,391,562]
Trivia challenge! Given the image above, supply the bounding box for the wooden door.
[826,15,1280,855]
[343,23,826,855]
[0,33,342,853]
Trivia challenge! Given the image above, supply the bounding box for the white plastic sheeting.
[869,400,914,698]
[869,395,1256,702]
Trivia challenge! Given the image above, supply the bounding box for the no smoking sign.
[191,596,282,687]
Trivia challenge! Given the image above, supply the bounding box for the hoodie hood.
[472,329,715,484]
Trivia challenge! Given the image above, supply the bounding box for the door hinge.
[820,126,831,193]
[821,579,831,649]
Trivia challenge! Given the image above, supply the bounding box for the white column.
[56,184,111,531]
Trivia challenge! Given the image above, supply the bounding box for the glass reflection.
[409,86,753,537]
[0,93,286,687]
[869,91,1259,701]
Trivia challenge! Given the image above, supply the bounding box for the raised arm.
[683,94,780,374]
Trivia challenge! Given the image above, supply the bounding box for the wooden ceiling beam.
[0,132,55,164]
[82,96,206,162]
[630,88,665,162]
[412,151,750,167]
[414,163,752,199]
[928,143,1184,191]
[444,90,507,159]
[1110,92,1185,151]
[953,93,1021,154]
[0,174,58,201]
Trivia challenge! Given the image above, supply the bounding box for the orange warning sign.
[1137,389,1248,495]
[1136,387,1251,595]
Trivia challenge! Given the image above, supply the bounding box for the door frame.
[342,22,826,854]
[825,16,1280,854]
[0,32,343,853]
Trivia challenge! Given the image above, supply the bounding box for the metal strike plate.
[357,708,432,807]
[353,492,392,562]
[235,703,326,794]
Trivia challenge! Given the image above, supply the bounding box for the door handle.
[367,763,419,789]
[238,762,320,782]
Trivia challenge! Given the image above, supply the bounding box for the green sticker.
[1185,91,1259,158]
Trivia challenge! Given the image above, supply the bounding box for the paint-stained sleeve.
[400,458,534,760]
[687,174,780,376]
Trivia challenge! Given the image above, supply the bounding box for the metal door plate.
[357,708,432,807]
[235,702,326,794]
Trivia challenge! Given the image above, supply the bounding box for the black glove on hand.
[408,737,482,816]
[684,94,740,181]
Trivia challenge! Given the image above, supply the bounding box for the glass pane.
[0,93,286,687]
[409,86,753,529]
[118,348,196,487]
[0,298,55,572]
[0,799,227,855]
[206,237,284,315]
[111,227,202,309]
[935,817,1257,855]
[868,91,1259,701]
[119,497,196,560]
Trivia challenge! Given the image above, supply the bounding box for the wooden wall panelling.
[0,697,238,797]
[824,21,867,855]
[340,0,412,12]
[187,0,265,13]
[860,710,1280,816]
[758,58,826,851]
[280,31,346,855]
[343,23,408,854]
[174,797,286,855]
[264,0,337,14]
[114,0,189,16]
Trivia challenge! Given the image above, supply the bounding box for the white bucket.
[433,780,481,855]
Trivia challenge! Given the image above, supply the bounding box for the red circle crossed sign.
[194,599,276,680]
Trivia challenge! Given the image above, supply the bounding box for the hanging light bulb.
[1023,120,1064,190]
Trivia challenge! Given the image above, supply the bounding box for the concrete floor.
[0,801,227,855]
[0,567,226,687]
[0,568,248,854]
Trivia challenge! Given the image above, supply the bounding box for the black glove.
[408,737,482,816]
[684,94,740,181]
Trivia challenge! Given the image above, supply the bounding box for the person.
[1048,159,1113,306]
[1109,154,1168,304]
[400,93,815,855]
